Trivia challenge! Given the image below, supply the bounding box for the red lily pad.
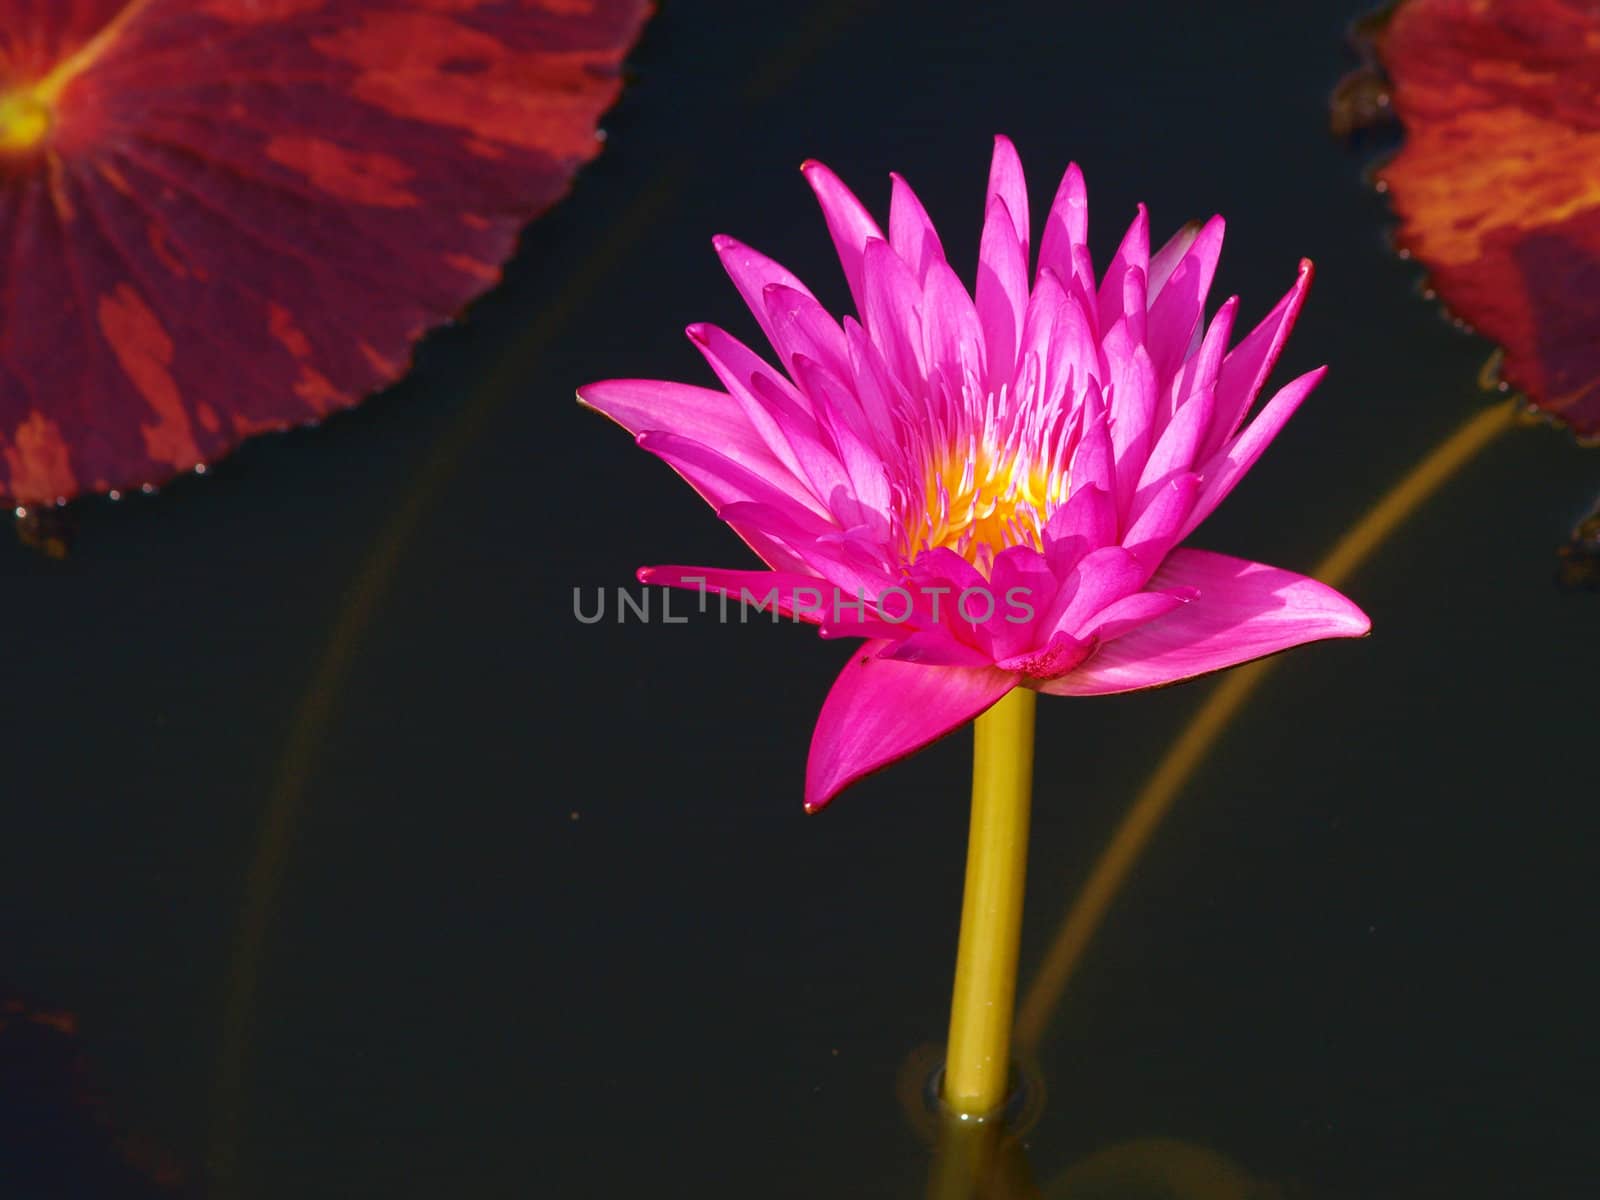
[1351,0,1600,439]
[0,0,651,505]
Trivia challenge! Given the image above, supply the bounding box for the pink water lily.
[580,137,1369,812]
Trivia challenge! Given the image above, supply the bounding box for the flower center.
[902,435,1069,572]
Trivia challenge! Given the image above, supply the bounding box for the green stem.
[942,686,1037,1117]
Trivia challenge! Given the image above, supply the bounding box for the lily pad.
[1340,0,1600,438]
[0,0,652,504]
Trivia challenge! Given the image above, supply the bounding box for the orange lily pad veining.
[0,0,652,504]
[1365,0,1600,438]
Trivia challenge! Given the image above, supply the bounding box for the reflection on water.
[923,1114,1277,1199]
[1042,1139,1276,1200]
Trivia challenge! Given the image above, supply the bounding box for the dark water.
[3,2,1597,1197]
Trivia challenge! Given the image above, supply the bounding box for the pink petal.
[687,323,814,483]
[685,323,862,523]
[801,159,886,320]
[1081,588,1193,642]
[1065,241,1102,331]
[1121,471,1200,571]
[761,283,853,385]
[1067,389,1116,512]
[1135,382,1214,502]
[975,194,1030,391]
[879,632,998,669]
[1147,220,1201,297]
[1044,482,1116,576]
[713,235,817,357]
[843,316,908,434]
[1167,295,1238,425]
[1018,267,1066,378]
[1036,547,1370,696]
[987,545,1062,659]
[889,171,947,283]
[805,643,1018,811]
[861,238,928,393]
[1105,329,1156,518]
[995,630,1091,679]
[1120,264,1149,349]
[1097,205,1149,334]
[632,434,820,573]
[986,135,1031,271]
[1037,161,1089,290]
[1183,366,1326,539]
[1146,215,1225,386]
[920,258,987,386]
[788,355,892,518]
[1044,545,1147,639]
[578,378,782,480]
[637,432,829,526]
[640,564,896,634]
[1025,270,1101,414]
[1202,259,1313,460]
[906,545,990,589]
[715,500,893,600]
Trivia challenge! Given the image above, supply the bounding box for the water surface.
[2,2,1596,1196]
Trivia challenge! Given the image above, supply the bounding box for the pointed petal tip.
[990,134,1022,172]
[805,649,1019,811]
[1335,598,1373,638]
[1280,363,1330,397]
[711,233,737,252]
[575,380,627,411]
[1038,552,1374,697]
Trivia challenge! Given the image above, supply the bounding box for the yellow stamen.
[909,441,1067,567]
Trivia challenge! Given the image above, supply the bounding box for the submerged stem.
[1014,398,1519,1052]
[943,685,1037,1116]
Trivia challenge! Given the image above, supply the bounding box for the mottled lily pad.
[0,0,652,504]
[1337,0,1600,439]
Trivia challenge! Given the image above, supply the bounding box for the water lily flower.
[580,137,1370,812]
